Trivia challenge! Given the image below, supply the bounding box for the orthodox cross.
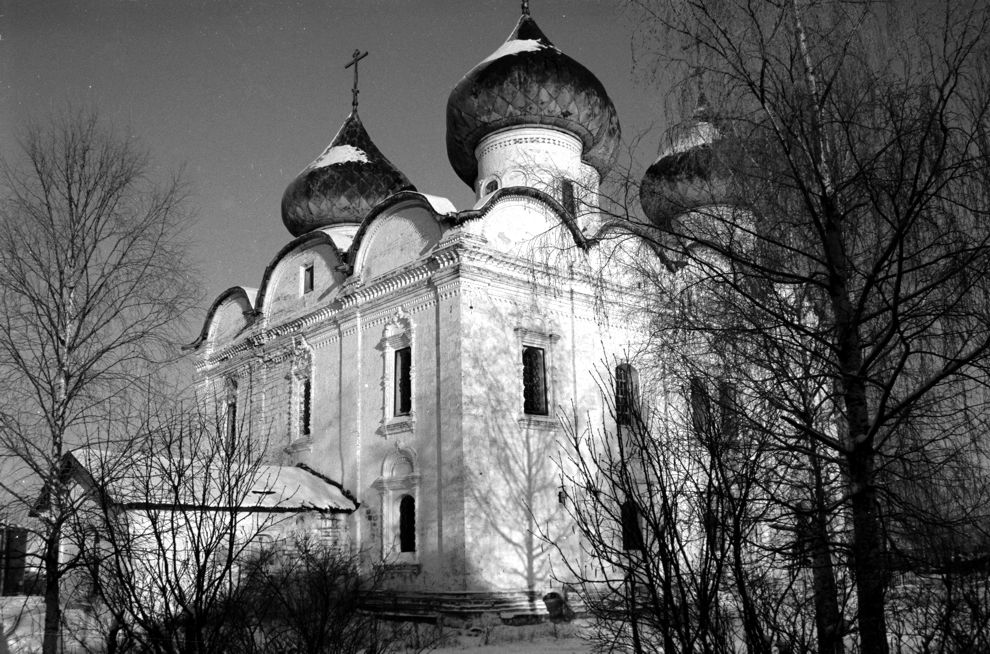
[521,0,530,16]
[345,49,369,113]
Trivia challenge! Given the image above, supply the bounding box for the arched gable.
[350,192,453,283]
[455,186,589,256]
[254,231,348,321]
[187,286,257,352]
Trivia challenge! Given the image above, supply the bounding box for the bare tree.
[595,1,990,651]
[0,109,198,653]
[71,397,281,654]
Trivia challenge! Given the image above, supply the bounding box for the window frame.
[300,377,312,437]
[514,328,559,426]
[522,345,549,416]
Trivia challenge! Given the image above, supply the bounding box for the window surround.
[378,314,414,437]
[515,327,559,430]
[371,448,421,566]
[285,337,314,454]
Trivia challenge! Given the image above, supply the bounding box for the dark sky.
[2,0,664,319]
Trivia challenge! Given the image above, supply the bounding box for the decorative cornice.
[197,231,633,372]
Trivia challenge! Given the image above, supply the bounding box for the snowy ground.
[429,621,593,654]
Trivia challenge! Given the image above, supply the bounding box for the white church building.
[186,5,698,617]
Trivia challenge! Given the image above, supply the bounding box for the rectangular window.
[301,378,312,436]
[690,377,711,437]
[394,347,411,416]
[561,180,576,216]
[226,398,237,442]
[302,264,314,294]
[1,526,27,596]
[718,381,739,446]
[621,500,644,551]
[522,346,548,415]
[615,364,636,426]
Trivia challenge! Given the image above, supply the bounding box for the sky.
[2,0,667,329]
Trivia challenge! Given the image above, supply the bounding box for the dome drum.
[446,13,620,189]
[474,126,585,202]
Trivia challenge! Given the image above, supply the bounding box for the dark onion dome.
[639,100,729,227]
[281,111,416,237]
[445,12,620,188]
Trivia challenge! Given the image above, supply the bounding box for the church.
[187,4,699,617]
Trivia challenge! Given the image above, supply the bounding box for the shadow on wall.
[464,299,571,593]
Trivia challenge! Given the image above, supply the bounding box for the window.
[394,346,411,416]
[1,525,27,596]
[301,378,312,436]
[301,264,314,294]
[522,346,548,415]
[225,379,238,443]
[621,500,644,551]
[690,377,712,437]
[399,495,416,553]
[615,364,637,426]
[484,178,499,195]
[373,449,419,562]
[718,381,739,445]
[561,179,576,215]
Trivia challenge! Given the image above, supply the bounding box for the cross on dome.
[345,49,369,114]
[521,0,530,16]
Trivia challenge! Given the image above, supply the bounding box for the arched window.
[615,364,637,426]
[399,495,416,553]
[484,178,499,195]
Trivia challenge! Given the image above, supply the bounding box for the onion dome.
[445,10,620,188]
[281,111,416,237]
[639,98,729,227]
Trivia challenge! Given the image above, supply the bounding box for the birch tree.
[619,1,990,651]
[0,109,198,653]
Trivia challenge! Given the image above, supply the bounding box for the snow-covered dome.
[639,99,729,226]
[281,111,416,237]
[445,10,620,188]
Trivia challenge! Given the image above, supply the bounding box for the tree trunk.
[847,442,888,653]
[809,452,844,654]
[822,194,889,653]
[42,527,61,654]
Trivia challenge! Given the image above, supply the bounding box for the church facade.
[189,7,662,612]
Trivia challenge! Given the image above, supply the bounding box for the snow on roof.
[479,38,557,66]
[308,144,370,170]
[66,448,357,514]
[240,286,259,306]
[416,192,457,216]
[657,121,719,161]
